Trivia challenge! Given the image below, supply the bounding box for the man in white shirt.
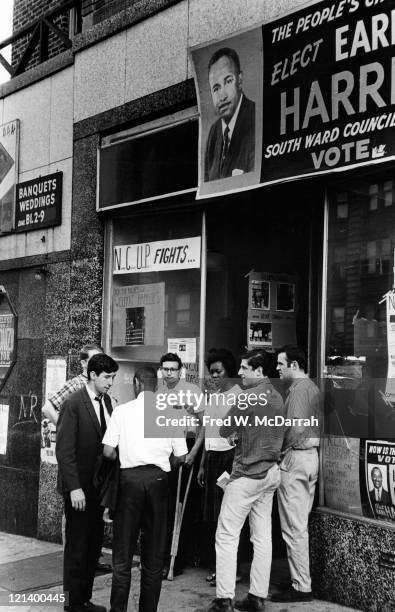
[103,366,187,612]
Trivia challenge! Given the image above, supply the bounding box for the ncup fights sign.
[262,0,395,181]
[113,237,201,274]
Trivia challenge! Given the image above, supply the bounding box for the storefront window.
[323,172,395,524]
[204,184,322,374]
[106,209,202,403]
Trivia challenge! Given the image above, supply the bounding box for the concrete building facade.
[0,1,394,610]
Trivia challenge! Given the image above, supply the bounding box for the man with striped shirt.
[42,343,103,425]
[202,349,284,612]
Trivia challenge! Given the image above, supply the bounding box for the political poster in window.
[250,280,270,310]
[365,440,395,523]
[247,271,297,349]
[249,321,272,347]
[112,283,165,347]
[191,29,263,199]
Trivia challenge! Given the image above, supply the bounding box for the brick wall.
[12,0,70,72]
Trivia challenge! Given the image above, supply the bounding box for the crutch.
[167,463,194,581]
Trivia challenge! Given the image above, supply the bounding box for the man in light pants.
[201,349,284,612]
[272,345,321,603]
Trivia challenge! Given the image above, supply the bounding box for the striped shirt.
[283,377,321,450]
[219,379,284,480]
[48,374,87,413]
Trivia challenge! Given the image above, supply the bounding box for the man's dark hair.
[134,367,158,392]
[159,353,182,369]
[87,353,118,379]
[240,348,271,376]
[206,348,237,378]
[80,343,103,361]
[208,47,241,75]
[279,345,307,372]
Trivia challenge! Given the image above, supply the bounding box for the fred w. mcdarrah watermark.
[153,389,319,431]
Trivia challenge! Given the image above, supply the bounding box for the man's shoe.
[205,598,234,611]
[234,592,265,611]
[83,602,107,612]
[270,587,313,602]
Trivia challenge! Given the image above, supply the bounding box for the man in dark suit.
[205,47,255,182]
[369,467,391,505]
[56,353,119,612]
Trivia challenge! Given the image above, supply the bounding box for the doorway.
[204,181,324,582]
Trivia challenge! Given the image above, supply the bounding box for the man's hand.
[197,465,205,487]
[185,451,196,467]
[70,488,86,511]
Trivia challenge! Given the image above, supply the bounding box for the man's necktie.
[220,126,230,176]
[95,395,107,437]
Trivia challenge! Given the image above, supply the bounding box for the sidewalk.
[0,532,360,612]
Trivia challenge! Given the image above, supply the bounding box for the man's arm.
[102,409,120,460]
[171,437,188,466]
[42,400,60,426]
[219,403,242,438]
[285,384,321,448]
[56,398,86,511]
[103,444,117,460]
[185,424,204,466]
[44,376,84,426]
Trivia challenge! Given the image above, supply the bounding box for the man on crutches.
[167,463,194,580]
[158,352,205,579]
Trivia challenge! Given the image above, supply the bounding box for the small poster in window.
[248,321,272,347]
[112,283,165,347]
[247,270,296,350]
[365,440,395,523]
[250,280,269,310]
[167,338,197,364]
[276,283,295,312]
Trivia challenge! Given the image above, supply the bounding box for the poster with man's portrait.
[251,280,270,310]
[365,441,395,523]
[191,29,263,199]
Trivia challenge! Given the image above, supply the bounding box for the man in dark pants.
[56,353,119,612]
[103,367,187,612]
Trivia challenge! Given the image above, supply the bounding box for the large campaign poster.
[365,440,395,522]
[262,0,395,182]
[192,0,395,196]
[191,30,263,198]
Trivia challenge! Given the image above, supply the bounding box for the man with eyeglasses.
[159,352,204,577]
